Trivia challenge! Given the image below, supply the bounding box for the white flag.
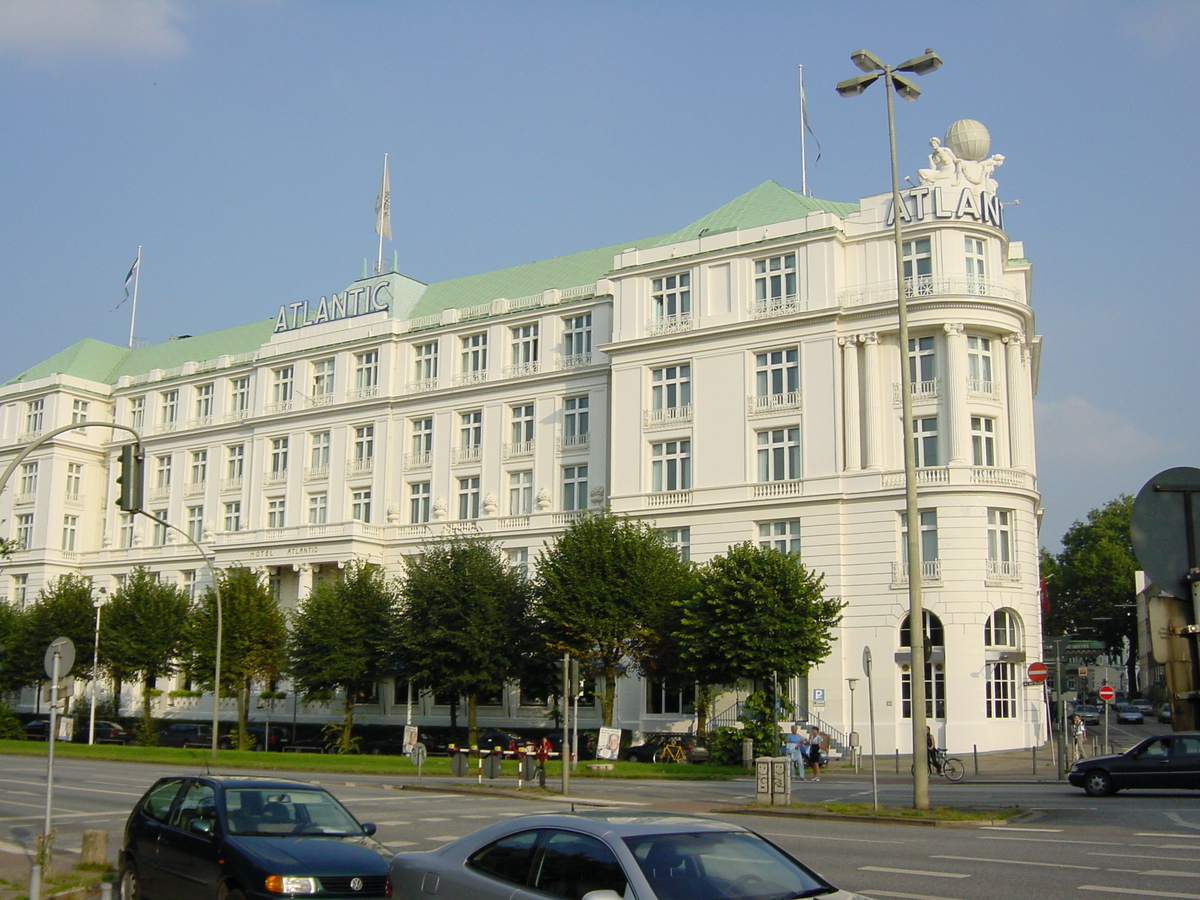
[375,154,391,240]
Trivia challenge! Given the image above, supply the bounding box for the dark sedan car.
[1069,732,1200,796]
[119,775,390,900]
[389,811,868,900]
[1113,704,1144,725]
[623,734,709,763]
[72,720,131,744]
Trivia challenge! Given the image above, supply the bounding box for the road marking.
[861,892,972,900]
[418,817,450,822]
[1078,887,1200,899]
[373,820,412,826]
[427,835,460,842]
[1143,871,1200,878]
[1139,832,1200,839]
[980,835,1127,846]
[761,832,906,844]
[859,867,970,879]
[1090,853,1200,863]
[979,825,1061,832]
[933,855,1093,870]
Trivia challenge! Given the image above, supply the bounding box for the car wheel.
[118,861,141,900]
[370,747,383,755]
[625,752,640,762]
[1084,769,1116,797]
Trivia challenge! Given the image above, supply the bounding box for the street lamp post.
[88,591,107,745]
[838,47,942,811]
[847,677,859,772]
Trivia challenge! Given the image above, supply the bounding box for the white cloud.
[0,0,190,63]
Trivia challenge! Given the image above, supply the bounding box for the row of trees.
[0,511,843,751]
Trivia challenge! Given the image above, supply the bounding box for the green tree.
[8,575,97,696]
[400,531,533,744]
[680,542,843,750]
[0,599,24,693]
[1044,495,1138,685]
[287,561,401,752]
[101,567,191,742]
[534,510,695,726]
[185,568,287,750]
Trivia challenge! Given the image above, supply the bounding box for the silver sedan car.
[389,810,864,900]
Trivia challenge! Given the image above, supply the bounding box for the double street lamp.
[837,48,942,811]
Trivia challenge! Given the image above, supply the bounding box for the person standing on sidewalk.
[784,725,807,779]
[806,726,825,781]
[1071,714,1088,761]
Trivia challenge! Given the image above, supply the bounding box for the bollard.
[973,744,979,775]
[1032,743,1037,775]
[81,829,108,867]
[99,883,113,900]
[894,749,899,774]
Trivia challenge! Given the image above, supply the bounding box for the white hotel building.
[0,123,1043,753]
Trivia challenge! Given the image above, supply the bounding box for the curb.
[718,805,1031,828]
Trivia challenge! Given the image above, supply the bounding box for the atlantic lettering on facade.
[886,185,1003,229]
[274,282,392,333]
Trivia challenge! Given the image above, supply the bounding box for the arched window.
[984,609,1021,647]
[900,610,944,648]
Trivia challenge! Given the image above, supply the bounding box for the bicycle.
[656,738,688,763]
[911,747,965,781]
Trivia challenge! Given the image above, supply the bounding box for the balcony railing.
[304,466,329,482]
[407,378,439,394]
[559,353,594,370]
[504,362,541,379]
[349,386,379,402]
[559,433,590,453]
[452,446,483,466]
[750,294,802,319]
[404,451,432,470]
[643,405,693,429]
[647,490,691,507]
[838,275,1022,306]
[346,459,374,478]
[748,391,802,417]
[753,480,802,499]
[986,559,1021,581]
[892,559,942,585]
[503,441,535,460]
[453,371,489,387]
[263,470,288,486]
[647,314,693,336]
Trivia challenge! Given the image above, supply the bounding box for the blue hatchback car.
[119,775,390,899]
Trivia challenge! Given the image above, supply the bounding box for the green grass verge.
[778,801,1024,821]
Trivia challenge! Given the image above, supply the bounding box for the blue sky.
[1,0,1197,550]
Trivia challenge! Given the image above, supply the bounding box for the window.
[72,399,90,425]
[651,439,691,492]
[755,348,799,398]
[529,831,626,899]
[758,520,800,554]
[967,335,994,393]
[414,341,438,384]
[986,663,1017,718]
[509,470,533,516]
[61,515,78,552]
[652,272,691,321]
[647,679,697,715]
[985,609,1020,647]
[354,349,379,395]
[226,444,245,481]
[902,661,946,719]
[902,236,933,293]
[308,493,327,525]
[65,463,82,500]
[510,403,534,445]
[159,390,179,427]
[754,253,797,305]
[506,548,529,575]
[510,323,539,371]
[563,312,592,361]
[965,236,986,292]
[987,509,1015,578]
[19,462,37,497]
[186,506,204,542]
[907,336,937,392]
[269,437,289,476]
[190,450,208,485]
[129,396,145,430]
[119,513,134,548]
[409,418,433,466]
[312,359,335,400]
[13,574,28,606]
[267,498,286,529]
[661,526,691,562]
[912,416,939,467]
[181,570,198,599]
[457,477,480,520]
[223,501,242,532]
[271,367,294,408]
[353,425,375,462]
[229,377,251,417]
[563,465,588,511]
[194,384,214,422]
[467,830,540,886]
[351,489,372,522]
[461,333,488,376]
[460,410,482,456]
[26,398,45,434]
[971,416,996,466]
[409,481,431,523]
[757,427,800,482]
[310,431,330,471]
[651,364,691,410]
[563,395,589,447]
[151,509,169,546]
[154,455,173,489]
[901,510,939,580]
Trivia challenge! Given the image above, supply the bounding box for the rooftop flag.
[375,153,391,241]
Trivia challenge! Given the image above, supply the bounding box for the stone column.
[943,323,968,464]
[294,562,314,603]
[860,333,882,470]
[840,336,862,471]
[1004,333,1032,470]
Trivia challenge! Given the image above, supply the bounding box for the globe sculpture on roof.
[944,119,990,162]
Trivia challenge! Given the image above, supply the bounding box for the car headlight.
[265,875,319,893]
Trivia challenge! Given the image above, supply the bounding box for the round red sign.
[1026,662,1048,684]
[1099,685,1116,702]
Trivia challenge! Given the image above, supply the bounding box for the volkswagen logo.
[350,877,363,892]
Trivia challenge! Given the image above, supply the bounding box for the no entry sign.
[1027,662,1048,684]
[1098,685,1116,702]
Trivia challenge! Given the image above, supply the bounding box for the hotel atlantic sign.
[273,280,392,334]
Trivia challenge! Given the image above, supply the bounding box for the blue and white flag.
[115,254,139,309]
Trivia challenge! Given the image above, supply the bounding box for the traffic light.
[115,444,144,513]
[764,678,776,705]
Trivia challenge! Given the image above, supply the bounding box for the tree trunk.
[467,692,478,747]
[236,679,250,750]
[602,662,617,727]
[696,683,713,734]
[448,696,459,737]
[339,687,356,752]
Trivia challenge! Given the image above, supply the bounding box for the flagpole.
[127,246,141,350]
[798,65,808,197]
[375,153,390,275]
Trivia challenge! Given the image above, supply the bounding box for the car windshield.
[624,831,833,900]
[225,788,363,836]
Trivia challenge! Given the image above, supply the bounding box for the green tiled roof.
[8,181,855,386]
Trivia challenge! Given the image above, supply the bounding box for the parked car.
[623,734,709,763]
[158,723,214,747]
[224,725,290,751]
[1069,732,1200,796]
[543,731,597,761]
[1074,705,1102,726]
[475,730,523,752]
[119,775,390,900]
[72,720,131,744]
[1113,704,1144,725]
[1131,698,1155,717]
[23,720,51,740]
[1161,703,1174,723]
[389,811,865,900]
[361,731,449,756]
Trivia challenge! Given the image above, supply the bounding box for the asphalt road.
[4,750,1200,900]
